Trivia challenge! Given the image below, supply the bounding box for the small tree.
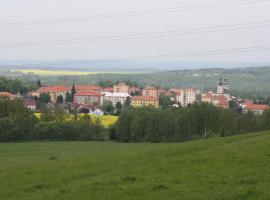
[102,100,114,115]
[37,79,42,88]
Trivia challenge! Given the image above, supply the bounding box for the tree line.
[1,96,270,143]
[0,97,105,142]
[109,103,270,142]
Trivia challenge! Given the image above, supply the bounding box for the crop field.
[34,113,118,127]
[12,69,96,76]
[0,131,270,200]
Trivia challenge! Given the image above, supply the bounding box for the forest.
[110,103,270,142]
[1,95,270,142]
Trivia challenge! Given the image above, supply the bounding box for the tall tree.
[37,79,42,88]
[124,96,131,108]
[71,83,76,102]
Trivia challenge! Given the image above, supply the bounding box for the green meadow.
[0,132,270,200]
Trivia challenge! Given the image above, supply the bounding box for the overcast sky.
[0,0,270,63]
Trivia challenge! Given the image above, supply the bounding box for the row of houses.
[33,83,200,108]
[1,79,269,115]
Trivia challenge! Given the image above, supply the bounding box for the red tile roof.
[37,85,70,93]
[0,92,16,98]
[244,101,269,110]
[74,90,101,97]
[23,99,36,107]
[72,85,102,91]
[132,96,158,101]
[213,95,228,106]
[203,92,214,99]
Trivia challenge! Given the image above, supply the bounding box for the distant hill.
[1,65,270,97]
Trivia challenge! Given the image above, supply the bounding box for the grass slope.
[0,132,270,200]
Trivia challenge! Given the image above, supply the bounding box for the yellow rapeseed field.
[34,113,118,127]
[12,69,96,76]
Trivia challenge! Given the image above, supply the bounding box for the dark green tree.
[124,96,131,108]
[115,101,122,115]
[159,95,172,110]
[37,93,51,109]
[102,100,114,115]
[71,84,76,102]
[65,92,73,102]
[228,100,238,111]
[37,79,42,88]
[56,95,63,104]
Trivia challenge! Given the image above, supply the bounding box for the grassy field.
[12,69,96,76]
[0,132,270,200]
[34,113,118,127]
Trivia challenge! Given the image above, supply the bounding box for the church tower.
[217,78,228,94]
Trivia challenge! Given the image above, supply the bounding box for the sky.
[0,0,270,64]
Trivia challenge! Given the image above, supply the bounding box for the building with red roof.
[0,92,17,100]
[23,99,36,110]
[242,100,269,115]
[143,86,159,99]
[74,90,101,106]
[131,96,159,108]
[72,85,102,92]
[113,82,130,93]
[202,92,229,108]
[36,85,70,103]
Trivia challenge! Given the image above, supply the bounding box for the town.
[0,78,268,115]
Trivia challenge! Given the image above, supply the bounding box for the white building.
[176,88,197,107]
[102,92,131,106]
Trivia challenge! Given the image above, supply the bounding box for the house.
[36,85,70,103]
[23,99,36,110]
[176,88,197,107]
[241,100,269,115]
[103,92,131,106]
[202,92,229,108]
[74,91,101,106]
[142,86,159,98]
[0,92,17,100]
[90,108,104,116]
[212,95,229,108]
[131,96,159,108]
[113,82,130,93]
